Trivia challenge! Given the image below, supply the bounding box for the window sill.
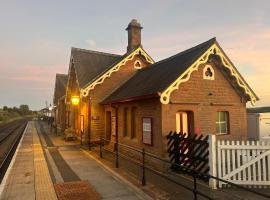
[216,133,229,136]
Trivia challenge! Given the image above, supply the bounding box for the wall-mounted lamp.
[71,96,80,106]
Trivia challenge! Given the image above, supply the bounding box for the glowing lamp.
[71,96,80,106]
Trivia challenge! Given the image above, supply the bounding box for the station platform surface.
[0,121,150,200]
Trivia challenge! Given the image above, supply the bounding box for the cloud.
[86,39,96,49]
[9,76,47,81]
[142,23,270,106]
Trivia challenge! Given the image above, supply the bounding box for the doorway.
[176,111,194,158]
[176,111,193,134]
[105,111,112,140]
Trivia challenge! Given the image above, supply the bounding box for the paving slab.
[0,121,57,200]
[37,121,152,200]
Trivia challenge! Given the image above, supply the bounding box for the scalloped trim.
[81,47,154,97]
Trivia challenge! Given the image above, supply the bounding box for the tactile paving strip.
[54,181,101,200]
[33,122,58,200]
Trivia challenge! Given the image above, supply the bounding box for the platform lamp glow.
[71,96,80,106]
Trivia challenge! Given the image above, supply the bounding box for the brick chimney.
[126,19,143,52]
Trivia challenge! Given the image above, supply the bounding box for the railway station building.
[53,19,258,156]
[53,73,68,133]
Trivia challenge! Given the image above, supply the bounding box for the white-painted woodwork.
[213,139,270,188]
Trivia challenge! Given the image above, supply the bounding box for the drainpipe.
[88,97,92,150]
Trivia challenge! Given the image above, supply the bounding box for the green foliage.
[19,104,30,115]
[0,104,33,123]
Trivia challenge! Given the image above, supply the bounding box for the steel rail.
[0,123,22,144]
[0,122,27,183]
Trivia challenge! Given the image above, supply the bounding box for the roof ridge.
[71,47,122,57]
[140,37,216,72]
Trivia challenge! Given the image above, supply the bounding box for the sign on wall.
[112,116,116,136]
[142,117,152,145]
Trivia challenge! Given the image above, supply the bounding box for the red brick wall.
[105,98,163,155]
[161,62,248,144]
[87,55,150,139]
[57,98,66,133]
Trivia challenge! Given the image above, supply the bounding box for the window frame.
[203,64,215,80]
[176,110,194,134]
[134,60,142,69]
[216,111,230,135]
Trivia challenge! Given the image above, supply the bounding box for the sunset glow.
[0,1,269,109]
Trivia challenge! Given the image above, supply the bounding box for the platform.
[0,121,57,200]
[0,121,150,200]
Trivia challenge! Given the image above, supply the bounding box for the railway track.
[0,119,28,183]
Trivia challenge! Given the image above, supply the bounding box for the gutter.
[101,93,159,105]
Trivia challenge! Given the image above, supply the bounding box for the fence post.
[99,136,103,158]
[142,148,146,186]
[193,174,198,200]
[209,134,217,189]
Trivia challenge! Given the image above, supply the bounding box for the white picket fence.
[209,137,270,188]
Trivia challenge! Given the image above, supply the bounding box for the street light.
[71,96,80,106]
[70,95,80,140]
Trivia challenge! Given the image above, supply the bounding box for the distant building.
[53,19,258,156]
[247,107,270,140]
[53,74,68,132]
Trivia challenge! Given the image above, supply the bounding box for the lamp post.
[71,96,80,137]
[88,97,92,151]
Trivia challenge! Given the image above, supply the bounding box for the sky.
[0,0,269,110]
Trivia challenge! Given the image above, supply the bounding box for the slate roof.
[103,38,216,104]
[247,107,270,113]
[53,74,68,105]
[71,47,122,88]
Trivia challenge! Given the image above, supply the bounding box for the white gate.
[217,140,270,188]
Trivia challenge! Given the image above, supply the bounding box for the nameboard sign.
[142,117,152,145]
[112,116,116,136]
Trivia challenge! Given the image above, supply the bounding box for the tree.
[19,104,30,115]
[3,106,8,111]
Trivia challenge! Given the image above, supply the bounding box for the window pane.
[216,111,229,134]
[220,123,227,134]
[216,123,220,133]
[216,112,219,122]
[219,112,226,121]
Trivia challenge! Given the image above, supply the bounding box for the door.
[105,111,112,140]
[176,111,194,160]
[176,111,193,134]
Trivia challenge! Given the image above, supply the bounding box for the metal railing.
[91,137,270,200]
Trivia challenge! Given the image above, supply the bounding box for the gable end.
[160,42,259,105]
[81,47,154,97]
